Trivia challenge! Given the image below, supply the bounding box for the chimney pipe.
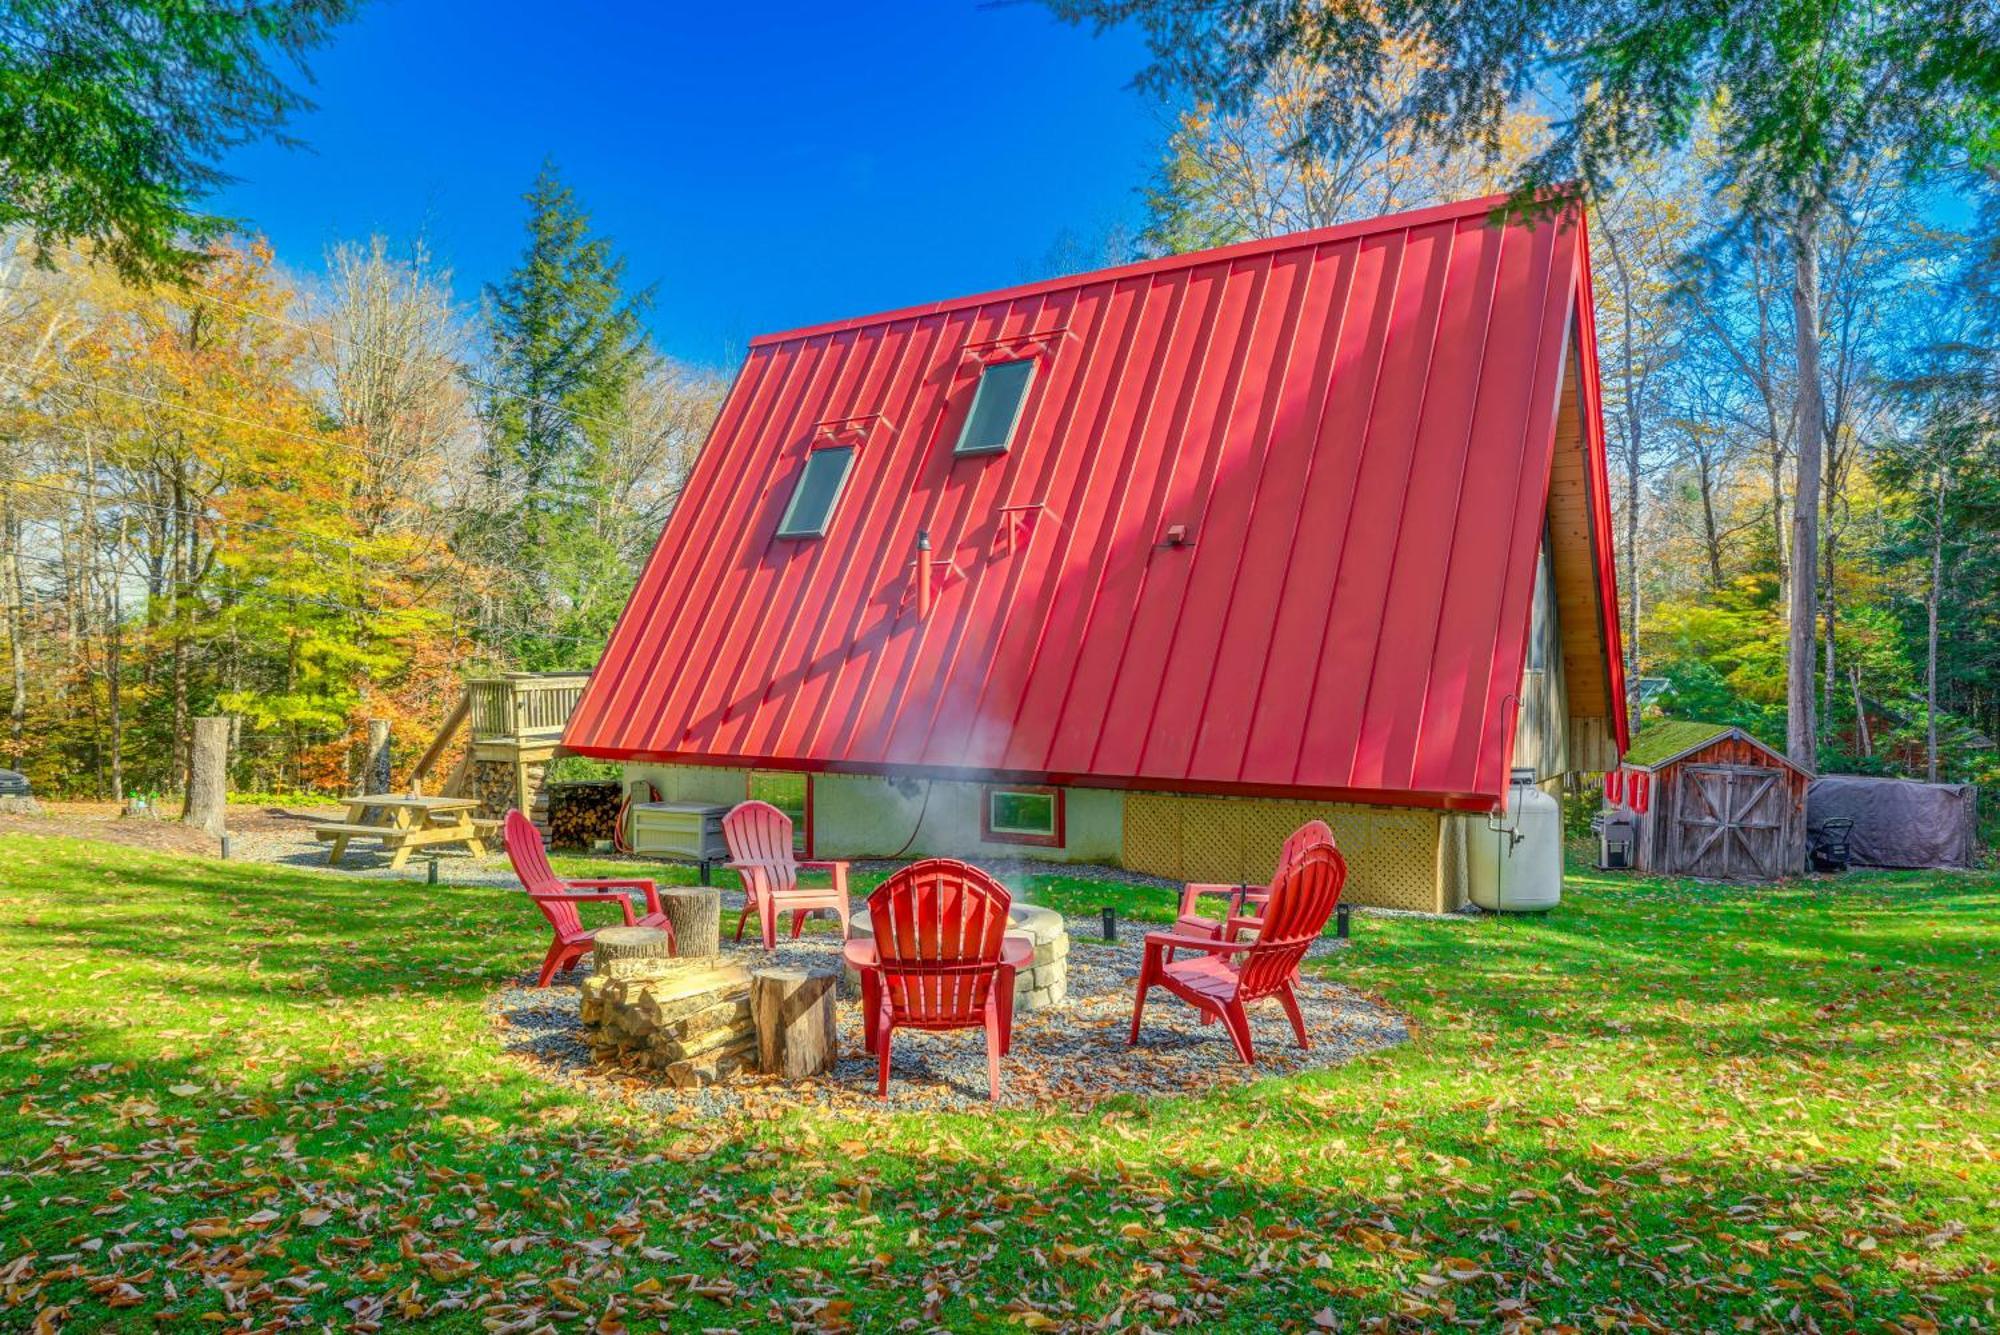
[915,528,934,618]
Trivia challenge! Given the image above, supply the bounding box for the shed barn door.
[1672,765,1785,880]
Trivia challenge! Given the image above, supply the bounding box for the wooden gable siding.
[1546,335,1620,772]
[1512,538,1570,781]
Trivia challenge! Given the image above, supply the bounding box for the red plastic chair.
[722,800,852,949]
[502,809,675,986]
[1173,819,1334,952]
[1130,841,1348,1064]
[843,858,1029,1102]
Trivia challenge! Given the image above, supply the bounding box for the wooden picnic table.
[313,795,488,869]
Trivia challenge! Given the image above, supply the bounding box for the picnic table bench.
[314,795,488,869]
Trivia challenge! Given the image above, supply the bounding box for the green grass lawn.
[0,834,1992,1331]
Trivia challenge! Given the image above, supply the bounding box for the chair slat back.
[724,800,799,894]
[725,800,798,861]
[1237,841,1346,999]
[1270,820,1334,887]
[504,809,582,938]
[868,859,1011,1025]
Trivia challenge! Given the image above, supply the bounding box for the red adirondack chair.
[502,809,675,986]
[1173,819,1335,952]
[722,799,852,949]
[1130,840,1348,1064]
[842,858,1030,1101]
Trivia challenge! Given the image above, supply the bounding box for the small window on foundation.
[776,445,855,538]
[954,359,1035,456]
[983,784,1063,847]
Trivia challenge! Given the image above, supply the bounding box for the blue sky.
[209,1,1165,369]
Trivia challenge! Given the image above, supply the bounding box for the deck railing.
[468,673,589,743]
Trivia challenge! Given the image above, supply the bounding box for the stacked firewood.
[547,780,623,848]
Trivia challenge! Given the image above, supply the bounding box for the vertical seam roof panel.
[566,194,1618,809]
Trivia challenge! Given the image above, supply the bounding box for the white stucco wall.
[618,763,1125,863]
[621,763,751,806]
[811,774,1125,863]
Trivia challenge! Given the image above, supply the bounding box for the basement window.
[983,784,1064,847]
[954,359,1036,456]
[776,445,856,538]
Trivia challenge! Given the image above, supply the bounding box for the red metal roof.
[564,193,1626,810]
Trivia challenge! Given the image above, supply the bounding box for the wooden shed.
[1617,722,1812,881]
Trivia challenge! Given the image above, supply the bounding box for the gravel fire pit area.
[493,902,1409,1114]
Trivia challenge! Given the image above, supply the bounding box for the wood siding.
[1547,338,1623,774]
[1513,537,1570,781]
[1632,736,1809,880]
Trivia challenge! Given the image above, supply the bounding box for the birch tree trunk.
[1785,203,1824,770]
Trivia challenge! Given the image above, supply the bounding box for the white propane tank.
[1468,767,1564,911]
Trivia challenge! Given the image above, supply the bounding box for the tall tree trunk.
[106,515,126,801]
[169,470,190,795]
[1622,422,1641,680]
[1606,228,1645,679]
[1849,666,1871,760]
[1696,456,1725,588]
[1925,485,1943,785]
[1768,446,1788,594]
[1,483,25,770]
[1822,436,1841,714]
[107,582,123,801]
[1785,203,1824,770]
[183,715,229,838]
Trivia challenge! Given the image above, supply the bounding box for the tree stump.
[751,964,838,1078]
[659,886,721,960]
[592,926,674,976]
[181,715,229,840]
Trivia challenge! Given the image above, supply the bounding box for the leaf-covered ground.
[0,834,1993,1332]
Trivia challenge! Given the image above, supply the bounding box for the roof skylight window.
[776,445,855,538]
[954,358,1036,456]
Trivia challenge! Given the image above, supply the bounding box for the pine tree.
[477,162,650,664]
[0,0,358,285]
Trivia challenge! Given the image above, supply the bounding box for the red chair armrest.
[531,889,640,925]
[1142,929,1255,956]
[1178,881,1247,918]
[569,879,662,915]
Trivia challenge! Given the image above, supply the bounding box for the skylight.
[776,445,855,538]
[954,358,1035,455]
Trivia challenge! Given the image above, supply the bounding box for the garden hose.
[612,779,661,854]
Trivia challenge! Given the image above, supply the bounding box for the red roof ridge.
[747,190,1552,348]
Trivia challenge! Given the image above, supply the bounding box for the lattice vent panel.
[1121,793,1444,912]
